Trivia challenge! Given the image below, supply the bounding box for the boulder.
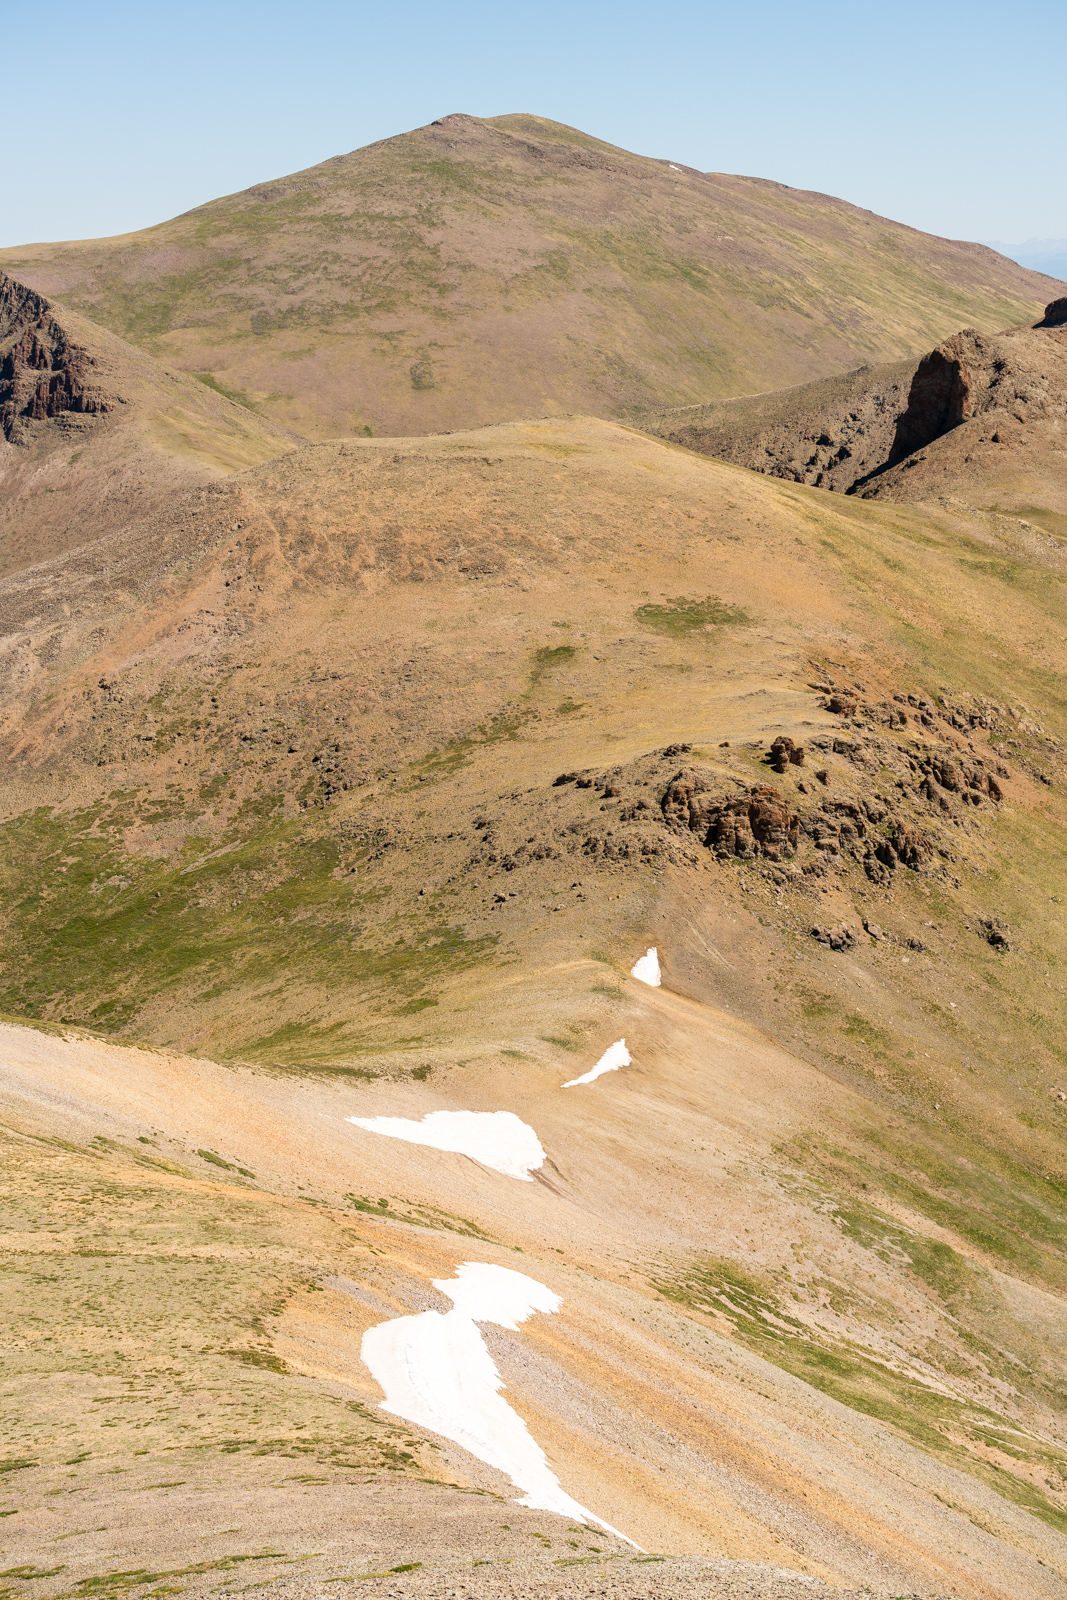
[1035,298,1067,328]
[769,735,805,773]
[812,924,856,951]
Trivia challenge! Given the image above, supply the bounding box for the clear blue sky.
[3,0,1063,249]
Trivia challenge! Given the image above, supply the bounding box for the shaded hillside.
[637,357,918,492]
[854,299,1067,516]
[0,114,1057,439]
[640,298,1067,525]
[0,270,296,578]
[1,415,1066,1594]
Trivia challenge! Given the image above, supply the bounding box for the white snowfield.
[630,947,661,987]
[562,1038,631,1088]
[346,1109,546,1181]
[361,1262,641,1547]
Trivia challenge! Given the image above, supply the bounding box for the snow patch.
[630,947,661,987]
[563,1038,631,1088]
[346,1109,545,1181]
[361,1262,641,1546]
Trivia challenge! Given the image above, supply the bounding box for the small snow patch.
[631,947,661,987]
[362,1262,641,1546]
[563,1039,631,1088]
[346,1109,545,1181]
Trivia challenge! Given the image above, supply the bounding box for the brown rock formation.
[1035,296,1067,328]
[661,767,718,834]
[641,294,1067,514]
[638,359,917,494]
[868,820,932,875]
[883,333,982,466]
[855,313,1067,502]
[919,750,1003,804]
[769,735,805,772]
[812,923,856,950]
[709,785,801,861]
[979,915,1011,949]
[663,771,803,861]
[0,273,111,440]
[652,707,1021,892]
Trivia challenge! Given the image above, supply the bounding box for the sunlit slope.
[1,999,1062,1599]
[0,271,295,577]
[1,416,1066,1593]
[0,113,1055,438]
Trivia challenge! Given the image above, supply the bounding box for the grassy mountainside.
[0,113,1057,439]
[1,414,1066,1594]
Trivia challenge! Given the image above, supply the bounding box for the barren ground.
[1,332,1065,1598]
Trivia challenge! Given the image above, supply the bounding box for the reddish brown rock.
[870,821,932,872]
[887,335,980,465]
[769,735,805,773]
[662,772,801,860]
[920,749,1004,804]
[661,768,718,833]
[709,785,800,861]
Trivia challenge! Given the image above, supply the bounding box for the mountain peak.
[1,115,1053,441]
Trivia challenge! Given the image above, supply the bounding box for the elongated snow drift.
[563,1038,631,1088]
[361,1262,640,1546]
[346,1108,545,1181]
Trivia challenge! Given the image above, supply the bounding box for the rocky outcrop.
[866,819,933,878]
[883,335,980,467]
[663,772,801,861]
[641,297,1067,502]
[979,916,1011,950]
[768,735,805,773]
[854,302,1067,498]
[812,923,856,951]
[1035,297,1067,328]
[917,751,1003,807]
[0,272,111,441]
[709,786,801,861]
[638,359,916,494]
[660,767,718,833]
[660,764,940,881]
[651,691,1025,888]
[497,691,1052,930]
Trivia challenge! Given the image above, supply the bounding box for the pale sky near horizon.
[2,0,1064,250]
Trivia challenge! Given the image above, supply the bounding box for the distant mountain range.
[983,238,1067,282]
